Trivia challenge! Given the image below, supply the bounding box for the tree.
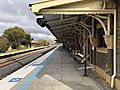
[0,36,10,53]
[3,26,32,49]
[37,40,49,47]
[21,33,32,47]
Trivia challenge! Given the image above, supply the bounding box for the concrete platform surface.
[24,47,102,90]
[0,45,59,90]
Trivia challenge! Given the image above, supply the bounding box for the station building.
[29,0,120,89]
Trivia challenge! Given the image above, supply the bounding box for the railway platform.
[0,45,112,90]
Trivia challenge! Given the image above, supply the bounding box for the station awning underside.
[29,0,115,42]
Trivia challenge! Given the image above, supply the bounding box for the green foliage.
[0,36,10,53]
[21,33,32,47]
[37,40,49,47]
[3,26,32,49]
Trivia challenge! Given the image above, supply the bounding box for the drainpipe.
[102,0,106,9]
[107,14,110,35]
[111,10,117,88]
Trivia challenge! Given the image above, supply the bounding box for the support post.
[83,30,88,76]
[84,60,87,76]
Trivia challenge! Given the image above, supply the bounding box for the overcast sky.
[0,0,55,40]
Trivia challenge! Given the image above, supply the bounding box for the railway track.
[0,46,56,79]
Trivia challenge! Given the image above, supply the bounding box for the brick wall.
[107,50,113,75]
[93,15,113,75]
[96,52,107,70]
[95,50,113,75]
[116,3,120,78]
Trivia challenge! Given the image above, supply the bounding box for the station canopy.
[29,0,115,42]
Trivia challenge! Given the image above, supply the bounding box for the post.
[83,29,87,76]
[84,59,87,76]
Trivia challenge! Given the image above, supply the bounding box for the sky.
[0,0,56,41]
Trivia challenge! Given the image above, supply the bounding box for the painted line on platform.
[0,45,60,90]
[14,65,44,90]
[14,46,58,90]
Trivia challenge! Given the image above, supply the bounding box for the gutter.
[111,10,117,88]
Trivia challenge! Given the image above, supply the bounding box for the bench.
[77,53,90,76]
[81,55,90,63]
[73,53,84,64]
[74,53,90,64]
[73,53,90,76]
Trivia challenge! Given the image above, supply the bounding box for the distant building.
[31,40,38,48]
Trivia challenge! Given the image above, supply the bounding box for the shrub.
[0,37,10,53]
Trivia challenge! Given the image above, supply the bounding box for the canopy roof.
[29,0,115,42]
[30,0,115,14]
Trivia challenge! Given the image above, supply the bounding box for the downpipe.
[111,10,117,88]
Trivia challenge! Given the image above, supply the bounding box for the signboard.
[8,78,23,82]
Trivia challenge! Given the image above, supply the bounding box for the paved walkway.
[28,47,101,90]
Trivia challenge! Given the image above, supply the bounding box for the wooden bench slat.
[77,53,84,58]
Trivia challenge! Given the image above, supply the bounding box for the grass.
[0,46,48,56]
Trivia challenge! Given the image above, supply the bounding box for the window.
[97,28,106,48]
[96,28,107,53]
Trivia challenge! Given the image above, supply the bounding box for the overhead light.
[36,16,46,27]
[36,15,44,18]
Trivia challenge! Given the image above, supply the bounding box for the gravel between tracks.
[0,46,56,79]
